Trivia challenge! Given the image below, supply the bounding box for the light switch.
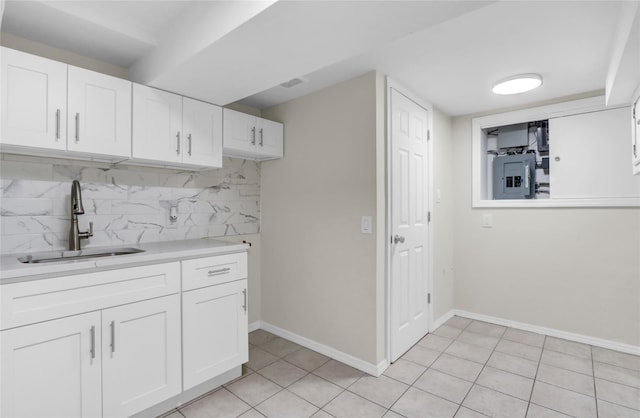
[482,213,493,228]
[361,216,373,234]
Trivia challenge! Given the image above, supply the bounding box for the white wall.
[452,115,640,346]
[1,32,128,79]
[260,72,386,365]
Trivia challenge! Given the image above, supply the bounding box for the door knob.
[393,235,405,244]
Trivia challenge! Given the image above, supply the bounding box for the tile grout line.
[441,320,476,417]
[453,322,507,418]
[384,320,466,417]
[524,334,546,418]
[592,345,600,418]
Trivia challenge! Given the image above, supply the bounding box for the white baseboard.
[446,309,640,356]
[431,310,455,331]
[258,321,388,376]
[248,320,261,333]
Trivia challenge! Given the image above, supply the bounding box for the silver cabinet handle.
[208,267,231,276]
[90,325,96,359]
[251,127,256,145]
[75,113,80,142]
[393,235,405,244]
[188,133,192,156]
[242,289,247,313]
[110,320,115,354]
[259,128,264,146]
[176,132,181,155]
[55,109,60,140]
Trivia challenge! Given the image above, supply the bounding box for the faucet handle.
[79,222,94,240]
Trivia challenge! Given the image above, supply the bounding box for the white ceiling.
[1,1,638,116]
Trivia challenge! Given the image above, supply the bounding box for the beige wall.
[432,109,456,320]
[452,115,640,346]
[260,72,385,365]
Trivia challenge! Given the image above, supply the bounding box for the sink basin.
[17,247,145,264]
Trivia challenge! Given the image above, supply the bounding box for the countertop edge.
[0,239,249,284]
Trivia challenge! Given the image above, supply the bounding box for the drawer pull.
[110,320,115,354]
[90,325,96,360]
[207,267,231,276]
[55,109,60,140]
[242,289,247,313]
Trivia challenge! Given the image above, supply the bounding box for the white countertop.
[0,238,249,284]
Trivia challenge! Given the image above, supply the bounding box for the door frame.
[385,77,435,363]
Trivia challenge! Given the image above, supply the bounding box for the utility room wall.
[452,114,640,347]
[260,71,385,367]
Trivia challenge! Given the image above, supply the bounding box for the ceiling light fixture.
[492,74,543,95]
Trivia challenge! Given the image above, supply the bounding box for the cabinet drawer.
[1,262,180,330]
[181,252,247,291]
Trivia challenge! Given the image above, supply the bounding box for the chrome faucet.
[69,180,93,250]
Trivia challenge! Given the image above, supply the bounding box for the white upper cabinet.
[256,117,284,159]
[223,108,283,161]
[132,84,183,164]
[183,97,223,167]
[1,47,132,161]
[1,47,67,151]
[67,66,132,158]
[132,84,223,168]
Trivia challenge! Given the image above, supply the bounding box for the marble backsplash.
[0,154,260,254]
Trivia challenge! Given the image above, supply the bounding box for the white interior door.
[390,88,430,362]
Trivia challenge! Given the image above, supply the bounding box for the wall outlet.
[167,206,178,229]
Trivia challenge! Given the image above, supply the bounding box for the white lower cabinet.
[1,312,103,418]
[182,279,248,389]
[102,295,181,418]
[0,250,248,418]
[0,295,181,418]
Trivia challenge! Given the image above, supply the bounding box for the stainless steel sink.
[17,247,145,264]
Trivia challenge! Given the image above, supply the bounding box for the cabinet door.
[223,108,257,154]
[182,279,248,390]
[67,66,132,158]
[132,84,183,163]
[550,107,640,199]
[1,312,102,418]
[256,117,284,159]
[183,97,223,167]
[102,295,181,418]
[1,47,67,150]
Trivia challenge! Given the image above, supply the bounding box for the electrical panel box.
[497,123,528,149]
[493,153,536,199]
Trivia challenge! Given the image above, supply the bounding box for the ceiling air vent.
[280,78,306,88]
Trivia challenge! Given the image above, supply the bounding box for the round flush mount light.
[492,73,543,95]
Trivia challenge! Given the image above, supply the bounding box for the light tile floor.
[160,317,640,418]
